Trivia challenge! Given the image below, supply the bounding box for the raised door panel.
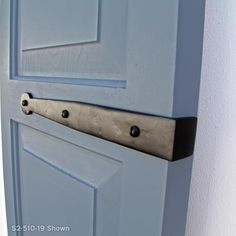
[20,152,94,236]
[12,0,180,116]
[9,119,168,236]
[18,0,129,81]
[14,123,123,236]
[20,0,99,50]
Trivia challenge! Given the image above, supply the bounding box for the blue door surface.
[0,1,205,235]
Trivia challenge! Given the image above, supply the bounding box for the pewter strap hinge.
[20,93,197,161]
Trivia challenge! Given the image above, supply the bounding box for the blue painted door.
[0,0,205,235]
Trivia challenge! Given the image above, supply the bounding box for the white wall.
[186,0,236,235]
[1,1,236,236]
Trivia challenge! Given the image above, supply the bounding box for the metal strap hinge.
[21,93,197,161]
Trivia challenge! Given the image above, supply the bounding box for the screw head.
[130,125,140,138]
[22,100,28,107]
[61,109,69,118]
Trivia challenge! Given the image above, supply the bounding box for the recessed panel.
[13,124,122,236]
[20,0,99,50]
[20,125,122,187]
[18,0,128,81]
[20,150,94,236]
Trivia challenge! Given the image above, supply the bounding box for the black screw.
[61,109,69,118]
[130,125,140,138]
[22,100,28,107]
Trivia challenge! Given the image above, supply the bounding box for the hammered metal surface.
[21,93,197,161]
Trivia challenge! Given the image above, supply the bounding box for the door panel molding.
[16,0,129,84]
[21,125,122,188]
[11,122,123,236]
[20,0,99,50]
[10,121,23,232]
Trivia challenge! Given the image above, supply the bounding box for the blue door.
[0,0,205,235]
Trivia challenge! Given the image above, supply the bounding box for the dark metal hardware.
[21,100,28,107]
[20,93,197,161]
[130,126,140,138]
[62,109,69,118]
